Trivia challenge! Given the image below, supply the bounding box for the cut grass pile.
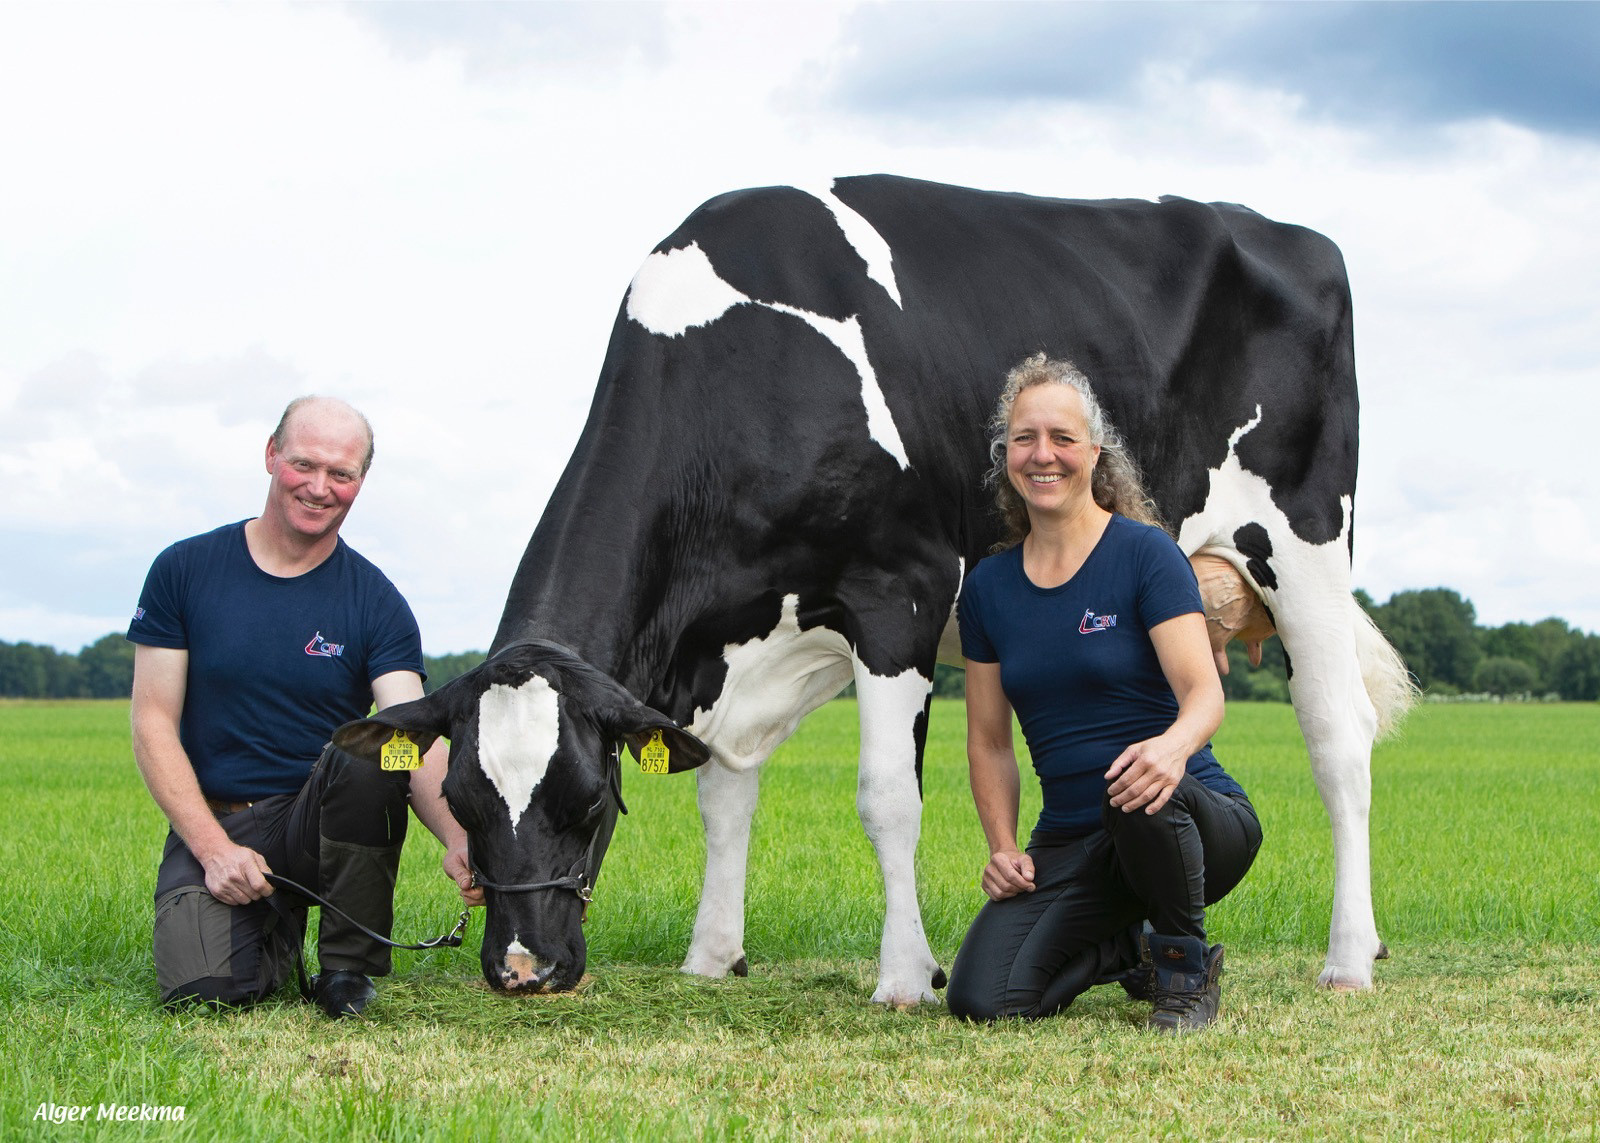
[2,698,1597,1139]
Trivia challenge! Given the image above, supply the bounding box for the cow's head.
[332,640,708,993]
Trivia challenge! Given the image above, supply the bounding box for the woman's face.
[1005,383,1100,518]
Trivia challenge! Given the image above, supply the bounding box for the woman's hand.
[981,849,1036,900]
[1106,611,1225,816]
[1105,733,1190,815]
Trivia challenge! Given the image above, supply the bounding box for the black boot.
[1146,934,1224,1033]
[312,969,376,1018]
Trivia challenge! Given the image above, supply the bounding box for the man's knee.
[154,886,294,1009]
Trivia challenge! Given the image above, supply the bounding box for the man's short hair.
[272,396,376,475]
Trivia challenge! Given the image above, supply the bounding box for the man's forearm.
[408,739,467,850]
[131,720,234,862]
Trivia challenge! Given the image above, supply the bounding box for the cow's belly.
[688,595,855,770]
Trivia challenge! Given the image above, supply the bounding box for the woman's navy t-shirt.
[958,514,1244,835]
[127,521,425,801]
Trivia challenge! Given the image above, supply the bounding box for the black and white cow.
[336,175,1412,1003]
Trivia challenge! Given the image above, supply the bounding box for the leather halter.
[467,745,627,909]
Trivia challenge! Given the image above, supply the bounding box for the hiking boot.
[311,970,376,1019]
[1146,935,1224,1033]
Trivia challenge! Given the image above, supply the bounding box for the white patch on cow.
[477,675,560,835]
[626,243,912,470]
[689,594,854,767]
[1177,404,1399,988]
[768,304,910,469]
[1175,404,1351,584]
[802,182,903,307]
[626,243,749,337]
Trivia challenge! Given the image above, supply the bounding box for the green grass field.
[2,699,1597,1140]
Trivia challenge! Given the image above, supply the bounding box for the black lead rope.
[262,874,471,1002]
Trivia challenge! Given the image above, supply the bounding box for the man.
[128,396,482,1018]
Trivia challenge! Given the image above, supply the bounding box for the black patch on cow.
[911,693,931,800]
[1283,646,1294,682]
[1233,522,1278,590]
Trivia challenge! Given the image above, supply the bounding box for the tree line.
[1218,588,1600,703]
[3,587,1598,701]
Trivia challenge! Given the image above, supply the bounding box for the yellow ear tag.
[638,729,671,775]
[380,730,423,771]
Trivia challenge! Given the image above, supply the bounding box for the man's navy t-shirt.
[958,514,1244,835]
[127,521,425,801]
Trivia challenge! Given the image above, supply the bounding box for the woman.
[946,354,1262,1032]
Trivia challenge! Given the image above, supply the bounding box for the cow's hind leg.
[1273,555,1386,990]
[853,659,945,1007]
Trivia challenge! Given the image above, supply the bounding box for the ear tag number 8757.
[639,729,671,775]
[380,730,423,771]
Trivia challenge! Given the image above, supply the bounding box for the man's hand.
[198,839,275,905]
[443,844,485,908]
[981,849,1036,901]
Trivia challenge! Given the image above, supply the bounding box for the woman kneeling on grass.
[946,354,1262,1032]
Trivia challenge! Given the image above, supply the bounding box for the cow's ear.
[333,693,451,762]
[600,701,710,774]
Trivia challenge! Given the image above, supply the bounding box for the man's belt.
[206,798,255,817]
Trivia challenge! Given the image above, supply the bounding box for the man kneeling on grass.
[128,396,482,1018]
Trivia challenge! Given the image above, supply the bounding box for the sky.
[2,0,1598,655]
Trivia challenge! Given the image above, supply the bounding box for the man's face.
[264,408,368,542]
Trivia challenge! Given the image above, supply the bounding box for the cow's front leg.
[682,759,760,979]
[854,662,944,1008]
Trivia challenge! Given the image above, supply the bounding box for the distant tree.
[931,663,966,699]
[1528,618,1580,692]
[1479,618,1572,693]
[0,641,51,697]
[1473,656,1536,697]
[1368,588,1481,692]
[79,633,135,698]
[45,652,87,698]
[1554,634,1600,702]
[423,651,486,694]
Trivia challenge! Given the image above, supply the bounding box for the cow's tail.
[1351,596,1418,739]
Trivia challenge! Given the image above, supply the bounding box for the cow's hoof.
[871,982,941,1008]
[1375,941,1391,960]
[1316,964,1376,992]
[680,950,748,980]
[931,966,948,990]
